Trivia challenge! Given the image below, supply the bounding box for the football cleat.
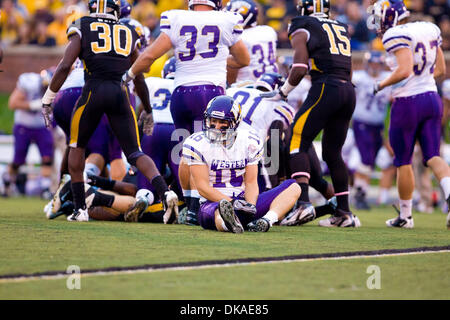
[51,174,71,215]
[280,201,315,226]
[218,199,243,233]
[163,191,179,224]
[247,217,271,232]
[386,216,414,229]
[318,210,360,228]
[124,197,149,222]
[67,208,89,222]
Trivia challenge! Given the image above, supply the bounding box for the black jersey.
[67,16,139,82]
[288,16,352,82]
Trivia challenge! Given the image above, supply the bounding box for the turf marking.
[1,245,449,283]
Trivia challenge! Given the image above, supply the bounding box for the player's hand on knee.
[232,199,257,216]
[42,104,53,128]
[138,110,154,136]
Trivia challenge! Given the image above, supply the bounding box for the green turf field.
[0,197,449,299]
[0,93,13,135]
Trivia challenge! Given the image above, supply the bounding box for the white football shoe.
[318,211,360,228]
[386,215,414,229]
[67,208,89,222]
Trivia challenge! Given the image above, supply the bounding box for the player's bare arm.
[190,164,233,202]
[8,88,35,110]
[377,47,412,90]
[287,31,310,87]
[130,49,152,113]
[49,34,81,93]
[433,46,446,79]
[243,164,258,205]
[227,40,250,69]
[127,32,172,79]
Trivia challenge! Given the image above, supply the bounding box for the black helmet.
[296,0,330,18]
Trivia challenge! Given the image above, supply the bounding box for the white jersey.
[183,128,264,199]
[14,73,46,128]
[226,87,295,143]
[443,79,450,100]
[382,22,441,98]
[160,10,243,89]
[236,25,278,82]
[144,77,174,124]
[60,66,84,91]
[352,70,391,125]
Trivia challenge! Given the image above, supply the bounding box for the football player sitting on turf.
[182,95,304,233]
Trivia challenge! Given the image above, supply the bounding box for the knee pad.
[126,151,146,166]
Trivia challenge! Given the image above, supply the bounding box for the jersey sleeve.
[273,103,295,129]
[222,12,244,47]
[431,22,442,47]
[382,26,412,54]
[159,10,176,44]
[66,18,83,40]
[247,130,264,165]
[182,134,207,166]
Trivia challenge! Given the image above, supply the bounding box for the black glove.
[373,81,381,95]
[232,199,257,216]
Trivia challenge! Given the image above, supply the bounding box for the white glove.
[138,110,154,136]
[232,199,257,216]
[42,104,53,128]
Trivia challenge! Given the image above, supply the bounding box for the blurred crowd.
[0,0,449,50]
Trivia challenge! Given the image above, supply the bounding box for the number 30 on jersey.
[90,22,132,56]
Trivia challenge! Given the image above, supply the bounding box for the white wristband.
[280,81,296,96]
[29,99,42,111]
[41,88,57,105]
[128,69,136,80]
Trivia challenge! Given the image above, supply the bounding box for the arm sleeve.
[67,18,82,40]
[223,12,244,47]
[182,136,207,166]
[382,27,412,53]
[159,11,174,44]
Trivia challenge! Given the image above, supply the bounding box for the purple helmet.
[254,72,285,92]
[203,95,242,143]
[120,0,132,18]
[162,57,176,79]
[224,0,258,28]
[188,0,222,10]
[367,0,409,34]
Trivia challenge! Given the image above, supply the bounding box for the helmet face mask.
[367,0,410,34]
[224,0,258,28]
[296,0,330,18]
[203,96,242,145]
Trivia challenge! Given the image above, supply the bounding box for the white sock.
[399,199,412,219]
[439,177,450,200]
[378,188,389,204]
[263,210,279,226]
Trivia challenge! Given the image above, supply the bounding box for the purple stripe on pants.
[389,91,443,167]
[13,124,54,165]
[53,87,82,142]
[352,119,384,167]
[198,179,296,231]
[170,85,224,134]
